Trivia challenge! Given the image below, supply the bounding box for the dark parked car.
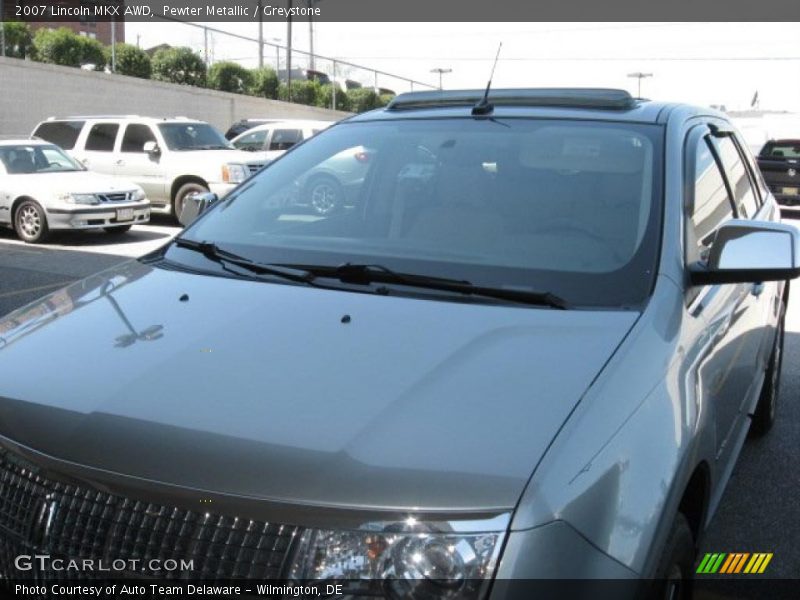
[757,139,800,206]
[1,89,798,599]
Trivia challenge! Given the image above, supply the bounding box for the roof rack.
[387,88,638,112]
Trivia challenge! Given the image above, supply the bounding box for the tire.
[104,225,132,234]
[174,182,209,226]
[306,176,343,216]
[651,513,695,600]
[750,303,785,437]
[14,199,50,243]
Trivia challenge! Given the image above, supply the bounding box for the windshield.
[173,117,663,308]
[158,123,232,151]
[760,141,800,159]
[0,144,84,174]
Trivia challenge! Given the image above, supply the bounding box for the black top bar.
[387,88,638,111]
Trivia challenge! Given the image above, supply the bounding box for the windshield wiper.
[277,263,569,309]
[173,239,313,285]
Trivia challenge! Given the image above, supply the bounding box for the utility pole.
[627,72,653,98]
[257,0,263,68]
[0,0,5,58]
[430,67,452,90]
[286,0,292,99]
[110,18,116,72]
[307,0,314,70]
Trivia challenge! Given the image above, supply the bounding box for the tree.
[248,67,279,99]
[1,22,34,59]
[208,61,253,94]
[315,84,352,112]
[378,93,396,108]
[346,88,383,113]
[33,27,105,70]
[106,43,151,79]
[278,80,320,106]
[151,46,206,87]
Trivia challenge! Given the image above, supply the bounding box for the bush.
[314,84,352,112]
[346,88,383,113]
[378,93,396,108]
[106,43,151,78]
[1,22,34,59]
[248,67,279,99]
[33,27,105,70]
[278,80,320,106]
[152,46,206,87]
[208,61,253,94]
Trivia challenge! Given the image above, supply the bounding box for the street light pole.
[627,72,653,98]
[286,0,292,98]
[430,67,452,90]
[0,0,5,58]
[257,0,263,68]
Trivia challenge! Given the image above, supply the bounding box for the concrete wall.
[0,56,350,136]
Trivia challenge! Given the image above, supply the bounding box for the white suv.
[32,116,267,222]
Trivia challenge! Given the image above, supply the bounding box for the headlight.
[222,163,249,183]
[132,189,146,202]
[288,516,507,599]
[57,193,99,205]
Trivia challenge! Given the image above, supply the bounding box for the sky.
[125,22,800,111]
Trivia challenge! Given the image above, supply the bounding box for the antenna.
[472,42,503,116]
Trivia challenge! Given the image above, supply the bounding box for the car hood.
[20,171,140,194]
[171,148,265,165]
[0,261,638,513]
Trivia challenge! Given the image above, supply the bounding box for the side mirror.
[143,141,160,156]
[690,219,800,285]
[178,192,218,227]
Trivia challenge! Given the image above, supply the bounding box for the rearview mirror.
[178,192,218,227]
[690,219,800,285]
[143,141,160,156]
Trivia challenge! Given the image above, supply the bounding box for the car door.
[265,128,303,162]
[687,123,768,472]
[115,123,169,204]
[74,122,120,175]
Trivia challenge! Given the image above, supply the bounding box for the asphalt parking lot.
[0,214,797,590]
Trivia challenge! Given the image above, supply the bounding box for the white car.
[0,139,149,243]
[230,120,332,162]
[32,116,267,223]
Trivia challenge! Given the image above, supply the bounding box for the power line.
[332,56,800,62]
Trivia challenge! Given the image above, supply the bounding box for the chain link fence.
[150,20,437,111]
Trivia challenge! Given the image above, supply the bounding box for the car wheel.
[14,200,50,244]
[306,176,343,216]
[652,513,694,600]
[104,225,133,235]
[750,302,785,437]
[174,182,209,226]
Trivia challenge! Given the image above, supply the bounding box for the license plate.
[781,187,799,196]
[116,208,135,221]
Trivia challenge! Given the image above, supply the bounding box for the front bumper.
[46,202,150,230]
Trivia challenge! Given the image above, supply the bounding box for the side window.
[688,135,734,265]
[85,123,120,152]
[269,129,303,152]
[33,121,85,150]
[121,124,157,153]
[710,136,759,218]
[233,130,267,152]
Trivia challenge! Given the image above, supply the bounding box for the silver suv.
[32,116,266,223]
[2,89,797,598]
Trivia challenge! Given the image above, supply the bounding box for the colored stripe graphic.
[697,552,773,574]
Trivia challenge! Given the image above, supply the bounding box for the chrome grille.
[97,192,131,203]
[0,450,301,581]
